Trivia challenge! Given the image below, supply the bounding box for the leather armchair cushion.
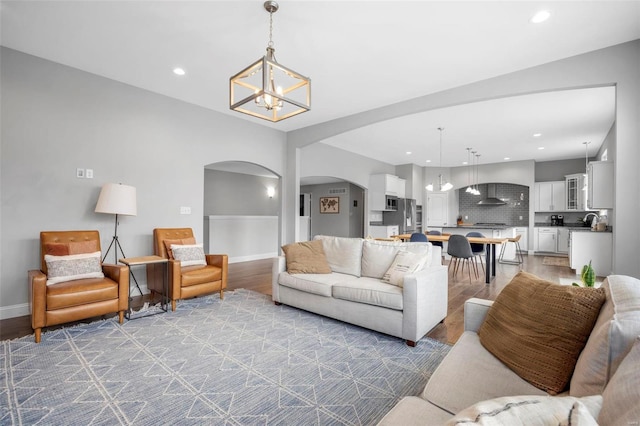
[46,277,119,310]
[44,240,99,256]
[181,265,222,287]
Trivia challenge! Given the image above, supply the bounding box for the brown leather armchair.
[147,228,227,311]
[29,230,129,343]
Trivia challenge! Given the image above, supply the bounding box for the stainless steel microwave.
[385,195,398,211]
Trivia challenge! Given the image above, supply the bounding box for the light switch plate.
[76,168,85,178]
[86,169,94,179]
[180,206,191,215]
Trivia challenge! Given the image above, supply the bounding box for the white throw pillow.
[361,239,432,279]
[381,250,428,287]
[445,395,602,426]
[45,251,104,285]
[171,244,206,266]
[598,336,640,426]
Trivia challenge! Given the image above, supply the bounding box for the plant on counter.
[572,260,596,287]
[457,215,463,225]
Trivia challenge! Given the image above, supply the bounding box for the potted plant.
[572,260,596,287]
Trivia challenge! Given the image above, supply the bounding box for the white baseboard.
[229,252,278,264]
[0,303,30,320]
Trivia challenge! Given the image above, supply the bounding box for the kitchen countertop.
[442,224,515,230]
[534,223,612,232]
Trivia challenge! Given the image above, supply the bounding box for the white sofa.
[378,274,640,425]
[272,235,448,346]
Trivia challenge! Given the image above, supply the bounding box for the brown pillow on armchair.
[478,271,606,394]
[163,237,196,259]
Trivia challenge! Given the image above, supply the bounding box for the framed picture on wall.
[319,196,339,214]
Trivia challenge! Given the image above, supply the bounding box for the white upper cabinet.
[534,181,566,212]
[587,161,614,209]
[369,174,406,210]
[565,173,587,211]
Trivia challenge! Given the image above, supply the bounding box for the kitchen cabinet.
[557,227,570,254]
[369,225,399,239]
[369,174,406,210]
[587,161,614,209]
[534,181,566,212]
[570,231,612,276]
[535,227,557,252]
[426,192,449,226]
[565,174,587,211]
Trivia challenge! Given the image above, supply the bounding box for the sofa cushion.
[570,275,640,397]
[381,250,429,287]
[314,235,363,277]
[423,331,547,415]
[281,240,332,274]
[377,396,452,425]
[478,271,605,394]
[598,336,640,425]
[361,239,432,279]
[332,277,403,310]
[45,251,105,285]
[445,394,602,426]
[279,271,358,298]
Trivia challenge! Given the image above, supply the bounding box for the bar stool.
[498,234,524,265]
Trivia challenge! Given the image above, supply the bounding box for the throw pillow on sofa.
[381,250,429,287]
[281,240,332,274]
[570,274,640,397]
[445,394,602,425]
[598,336,640,425]
[478,271,606,394]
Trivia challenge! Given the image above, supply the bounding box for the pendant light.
[426,127,452,192]
[465,148,474,193]
[472,152,481,195]
[230,1,311,122]
[583,141,590,190]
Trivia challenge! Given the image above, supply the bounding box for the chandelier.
[426,127,453,192]
[229,1,311,122]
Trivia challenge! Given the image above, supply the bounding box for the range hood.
[477,184,506,206]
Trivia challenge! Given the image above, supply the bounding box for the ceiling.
[1,1,638,171]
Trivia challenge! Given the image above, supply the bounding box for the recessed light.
[426,160,431,163]
[530,10,551,24]
[504,157,511,161]
[462,161,468,165]
[533,133,542,137]
[406,151,412,155]
[173,67,186,76]
[538,147,545,150]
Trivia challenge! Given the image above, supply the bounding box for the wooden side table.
[119,256,168,319]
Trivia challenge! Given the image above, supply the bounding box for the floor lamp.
[95,183,141,294]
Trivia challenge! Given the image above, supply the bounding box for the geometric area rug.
[0,289,450,425]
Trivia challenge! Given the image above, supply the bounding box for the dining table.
[391,233,509,284]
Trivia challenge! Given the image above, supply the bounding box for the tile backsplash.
[458,183,529,226]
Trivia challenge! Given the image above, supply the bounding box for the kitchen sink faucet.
[583,212,600,227]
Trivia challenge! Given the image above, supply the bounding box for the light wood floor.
[0,254,580,344]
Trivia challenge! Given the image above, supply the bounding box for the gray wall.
[287,41,639,277]
[204,169,279,216]
[0,47,286,316]
[300,182,364,238]
[535,158,593,182]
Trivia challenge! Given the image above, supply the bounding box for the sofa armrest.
[102,263,130,311]
[464,298,494,333]
[29,269,47,329]
[272,256,286,302]
[402,264,449,343]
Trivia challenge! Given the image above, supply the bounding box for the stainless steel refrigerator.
[383,198,417,234]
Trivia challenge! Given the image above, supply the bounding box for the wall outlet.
[464,215,468,220]
[76,168,85,178]
[180,206,191,215]
[85,169,93,179]
[519,216,523,220]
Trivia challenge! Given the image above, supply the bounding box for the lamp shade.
[95,183,137,216]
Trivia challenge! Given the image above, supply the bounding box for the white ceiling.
[1,1,638,170]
